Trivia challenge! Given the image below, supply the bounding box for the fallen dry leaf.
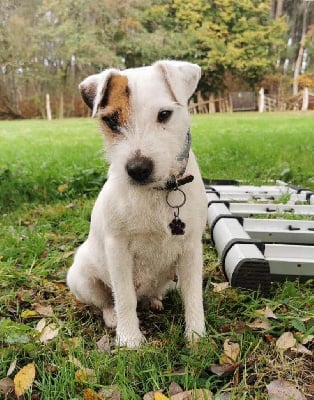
[246,319,271,330]
[143,390,164,400]
[171,389,213,399]
[98,385,121,399]
[220,340,240,364]
[35,318,46,333]
[62,337,81,351]
[7,358,17,377]
[58,183,69,193]
[51,280,68,291]
[301,334,314,345]
[68,355,84,369]
[210,363,240,377]
[264,306,278,319]
[39,323,59,343]
[212,282,229,293]
[154,393,170,400]
[34,303,54,317]
[14,363,36,397]
[75,368,96,384]
[214,393,232,400]
[21,309,38,319]
[169,382,183,396]
[256,306,277,319]
[97,335,111,354]
[276,332,296,350]
[83,388,103,400]
[61,250,75,260]
[143,392,154,400]
[45,364,58,374]
[266,379,306,400]
[0,377,14,397]
[264,333,277,344]
[291,343,313,356]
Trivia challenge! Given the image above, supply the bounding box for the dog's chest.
[106,187,174,234]
[129,233,182,295]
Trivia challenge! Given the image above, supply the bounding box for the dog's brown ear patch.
[79,81,97,110]
[99,75,130,137]
[101,75,130,123]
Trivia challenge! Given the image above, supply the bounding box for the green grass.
[0,119,105,210]
[0,114,313,399]
[191,112,314,188]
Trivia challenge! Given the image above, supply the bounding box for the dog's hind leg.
[67,249,117,329]
[149,279,177,311]
[150,296,164,311]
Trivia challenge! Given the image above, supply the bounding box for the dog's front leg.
[178,240,206,342]
[106,236,145,348]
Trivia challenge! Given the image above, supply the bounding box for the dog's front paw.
[185,324,206,343]
[115,330,146,348]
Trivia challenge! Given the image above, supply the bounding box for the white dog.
[67,60,207,348]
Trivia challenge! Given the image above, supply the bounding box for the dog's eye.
[157,110,173,124]
[101,113,120,133]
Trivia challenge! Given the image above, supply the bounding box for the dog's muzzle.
[126,155,154,184]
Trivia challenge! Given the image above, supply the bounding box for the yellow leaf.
[75,369,96,384]
[154,393,170,400]
[21,310,38,319]
[58,183,69,193]
[83,388,103,400]
[14,363,36,397]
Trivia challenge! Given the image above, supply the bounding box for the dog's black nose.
[126,156,154,183]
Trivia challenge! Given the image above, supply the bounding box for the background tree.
[0,0,313,118]
[0,1,41,118]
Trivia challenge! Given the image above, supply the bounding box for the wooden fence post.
[46,94,52,120]
[258,88,265,112]
[209,94,215,114]
[302,87,309,111]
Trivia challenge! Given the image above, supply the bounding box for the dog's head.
[79,60,201,187]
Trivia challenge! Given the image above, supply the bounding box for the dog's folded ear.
[155,60,201,105]
[79,69,119,117]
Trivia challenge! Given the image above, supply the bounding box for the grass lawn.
[0,113,313,399]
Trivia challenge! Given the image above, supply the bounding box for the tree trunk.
[59,92,64,119]
[0,66,23,118]
[293,3,309,96]
[275,0,285,19]
[269,0,276,19]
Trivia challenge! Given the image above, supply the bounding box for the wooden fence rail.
[189,88,313,114]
